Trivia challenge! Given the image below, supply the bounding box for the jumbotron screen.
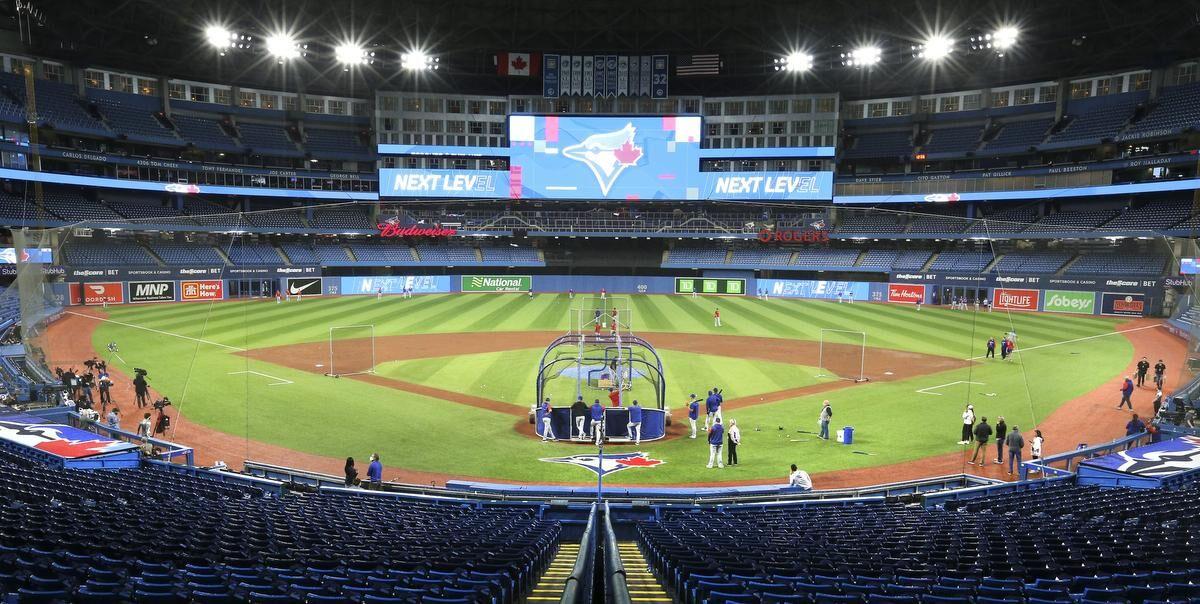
[380,115,833,201]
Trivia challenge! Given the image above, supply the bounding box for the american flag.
[675,54,721,76]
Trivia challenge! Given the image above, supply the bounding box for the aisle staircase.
[528,542,580,601]
[618,541,673,603]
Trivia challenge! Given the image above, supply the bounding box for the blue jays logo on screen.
[539,451,664,476]
[509,115,701,200]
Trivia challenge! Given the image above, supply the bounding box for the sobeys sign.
[462,275,532,292]
[1042,289,1095,314]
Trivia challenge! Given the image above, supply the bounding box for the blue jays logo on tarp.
[562,123,643,196]
[0,419,139,459]
[1085,436,1200,477]
[540,451,664,476]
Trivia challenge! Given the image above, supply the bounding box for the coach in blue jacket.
[590,399,605,444]
[706,417,725,469]
[627,400,643,445]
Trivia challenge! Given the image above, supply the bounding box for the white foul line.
[964,324,1163,361]
[228,370,293,386]
[66,311,246,352]
[917,381,985,396]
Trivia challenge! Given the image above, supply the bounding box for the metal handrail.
[560,502,598,604]
[603,502,632,604]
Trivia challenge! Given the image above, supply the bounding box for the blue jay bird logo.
[539,451,664,476]
[561,123,644,197]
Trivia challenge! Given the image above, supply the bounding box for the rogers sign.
[993,288,1039,311]
[377,223,458,238]
[756,229,830,243]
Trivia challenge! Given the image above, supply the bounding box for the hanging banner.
[605,55,618,97]
[582,55,594,97]
[542,54,560,98]
[617,55,629,96]
[570,55,583,96]
[651,55,669,99]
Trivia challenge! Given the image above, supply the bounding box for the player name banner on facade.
[543,54,666,98]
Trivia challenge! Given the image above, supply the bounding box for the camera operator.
[152,397,172,435]
[133,369,149,409]
[97,371,113,410]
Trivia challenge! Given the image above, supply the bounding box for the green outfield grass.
[374,348,833,408]
[78,293,1134,484]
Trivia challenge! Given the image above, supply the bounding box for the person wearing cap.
[959,404,975,445]
[967,417,992,465]
[686,394,700,438]
[539,397,555,441]
[1005,426,1025,476]
[626,400,643,445]
[570,396,588,440]
[590,399,605,444]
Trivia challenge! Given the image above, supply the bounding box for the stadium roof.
[16,0,1200,99]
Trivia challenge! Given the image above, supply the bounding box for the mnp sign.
[462,275,531,292]
[128,281,175,303]
[1101,292,1146,316]
[1042,290,1095,314]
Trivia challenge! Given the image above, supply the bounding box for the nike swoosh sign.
[289,281,318,295]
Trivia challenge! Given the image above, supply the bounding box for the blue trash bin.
[842,426,854,445]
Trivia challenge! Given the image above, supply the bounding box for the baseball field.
[49,293,1145,485]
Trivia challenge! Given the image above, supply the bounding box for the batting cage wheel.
[326,325,376,377]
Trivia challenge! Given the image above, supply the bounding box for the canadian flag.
[496,52,541,76]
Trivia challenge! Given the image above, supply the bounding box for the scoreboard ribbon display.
[675,277,745,296]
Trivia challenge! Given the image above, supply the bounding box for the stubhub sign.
[381,116,833,201]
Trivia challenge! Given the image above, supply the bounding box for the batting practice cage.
[327,325,376,377]
[534,297,668,442]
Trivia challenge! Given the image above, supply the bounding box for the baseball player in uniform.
[590,399,605,444]
[713,308,721,327]
[687,395,700,438]
[540,397,555,441]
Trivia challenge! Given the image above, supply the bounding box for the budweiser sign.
[377,223,458,238]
